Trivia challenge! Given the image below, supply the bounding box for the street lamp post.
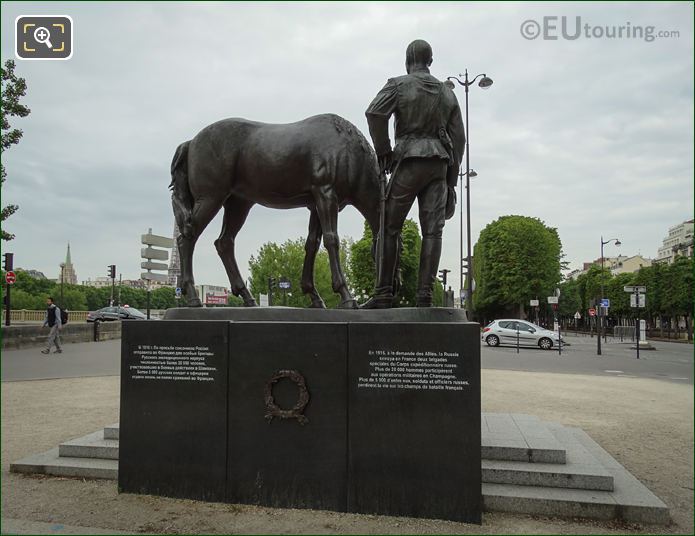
[597,236,621,355]
[457,167,477,310]
[60,263,65,305]
[447,70,493,317]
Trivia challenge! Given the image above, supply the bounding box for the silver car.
[482,319,562,350]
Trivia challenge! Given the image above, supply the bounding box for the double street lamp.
[597,236,621,356]
[446,70,493,315]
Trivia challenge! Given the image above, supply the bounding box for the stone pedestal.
[119,308,481,523]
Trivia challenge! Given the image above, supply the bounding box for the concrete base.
[10,414,670,525]
[630,341,657,350]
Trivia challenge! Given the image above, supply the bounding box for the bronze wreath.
[264,369,310,425]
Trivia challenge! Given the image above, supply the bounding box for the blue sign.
[175,287,182,297]
[600,298,610,308]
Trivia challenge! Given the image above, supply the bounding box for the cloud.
[1,1,692,296]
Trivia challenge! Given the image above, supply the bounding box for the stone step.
[482,413,566,463]
[482,459,613,491]
[103,420,568,465]
[103,423,119,440]
[9,416,669,524]
[10,448,118,480]
[58,430,119,460]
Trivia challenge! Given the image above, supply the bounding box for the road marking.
[604,370,624,374]
[671,377,689,381]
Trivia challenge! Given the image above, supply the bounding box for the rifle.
[378,170,388,273]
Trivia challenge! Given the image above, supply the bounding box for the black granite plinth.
[119,320,229,501]
[164,306,468,323]
[227,322,348,511]
[119,310,481,523]
[348,322,481,523]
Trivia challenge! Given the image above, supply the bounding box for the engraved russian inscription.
[130,344,217,382]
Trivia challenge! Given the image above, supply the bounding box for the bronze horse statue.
[170,113,382,308]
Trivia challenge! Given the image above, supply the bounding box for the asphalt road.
[1,333,693,384]
[482,333,694,384]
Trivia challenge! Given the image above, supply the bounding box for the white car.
[482,319,563,350]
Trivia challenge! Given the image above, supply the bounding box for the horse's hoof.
[187,299,203,308]
[309,300,326,309]
[244,300,258,307]
[338,299,359,310]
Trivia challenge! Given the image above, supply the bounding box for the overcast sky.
[1,1,693,295]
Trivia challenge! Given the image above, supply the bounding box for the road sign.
[278,279,291,290]
[624,285,646,293]
[175,287,182,298]
[141,261,168,271]
[574,311,581,320]
[141,272,169,282]
[141,247,169,261]
[530,299,539,307]
[588,308,596,317]
[141,233,175,248]
[600,298,610,308]
[630,293,646,308]
[5,271,16,284]
[547,296,558,304]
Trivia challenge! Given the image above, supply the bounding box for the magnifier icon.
[33,26,53,49]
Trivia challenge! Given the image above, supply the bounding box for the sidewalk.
[2,372,692,534]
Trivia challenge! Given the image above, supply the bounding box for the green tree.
[606,272,634,319]
[56,287,88,311]
[150,287,178,309]
[347,218,430,307]
[248,238,346,308]
[10,288,45,310]
[662,256,693,340]
[347,220,375,302]
[1,60,31,240]
[472,215,562,322]
[558,277,581,319]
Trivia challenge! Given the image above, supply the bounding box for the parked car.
[86,306,147,322]
[482,319,563,350]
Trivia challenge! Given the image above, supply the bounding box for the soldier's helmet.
[405,39,433,72]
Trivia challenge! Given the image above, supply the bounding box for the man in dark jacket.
[362,39,465,308]
[41,296,62,354]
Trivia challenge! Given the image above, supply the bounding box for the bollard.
[93,320,100,342]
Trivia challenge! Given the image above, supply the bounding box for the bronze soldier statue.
[361,39,466,309]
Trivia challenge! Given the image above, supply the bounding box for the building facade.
[656,220,694,264]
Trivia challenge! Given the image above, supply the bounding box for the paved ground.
[1,340,121,381]
[2,335,692,384]
[1,371,692,534]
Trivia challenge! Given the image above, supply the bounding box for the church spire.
[65,243,72,266]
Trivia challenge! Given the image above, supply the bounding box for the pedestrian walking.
[41,296,62,354]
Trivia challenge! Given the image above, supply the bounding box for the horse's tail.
[169,141,194,238]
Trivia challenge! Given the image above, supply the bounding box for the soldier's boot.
[361,234,399,309]
[415,237,442,307]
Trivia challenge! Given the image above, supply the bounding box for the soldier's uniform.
[363,49,465,307]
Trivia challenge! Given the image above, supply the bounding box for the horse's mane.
[329,114,380,189]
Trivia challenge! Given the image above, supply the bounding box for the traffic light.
[438,268,450,287]
[268,276,277,291]
[108,265,116,279]
[3,253,13,271]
